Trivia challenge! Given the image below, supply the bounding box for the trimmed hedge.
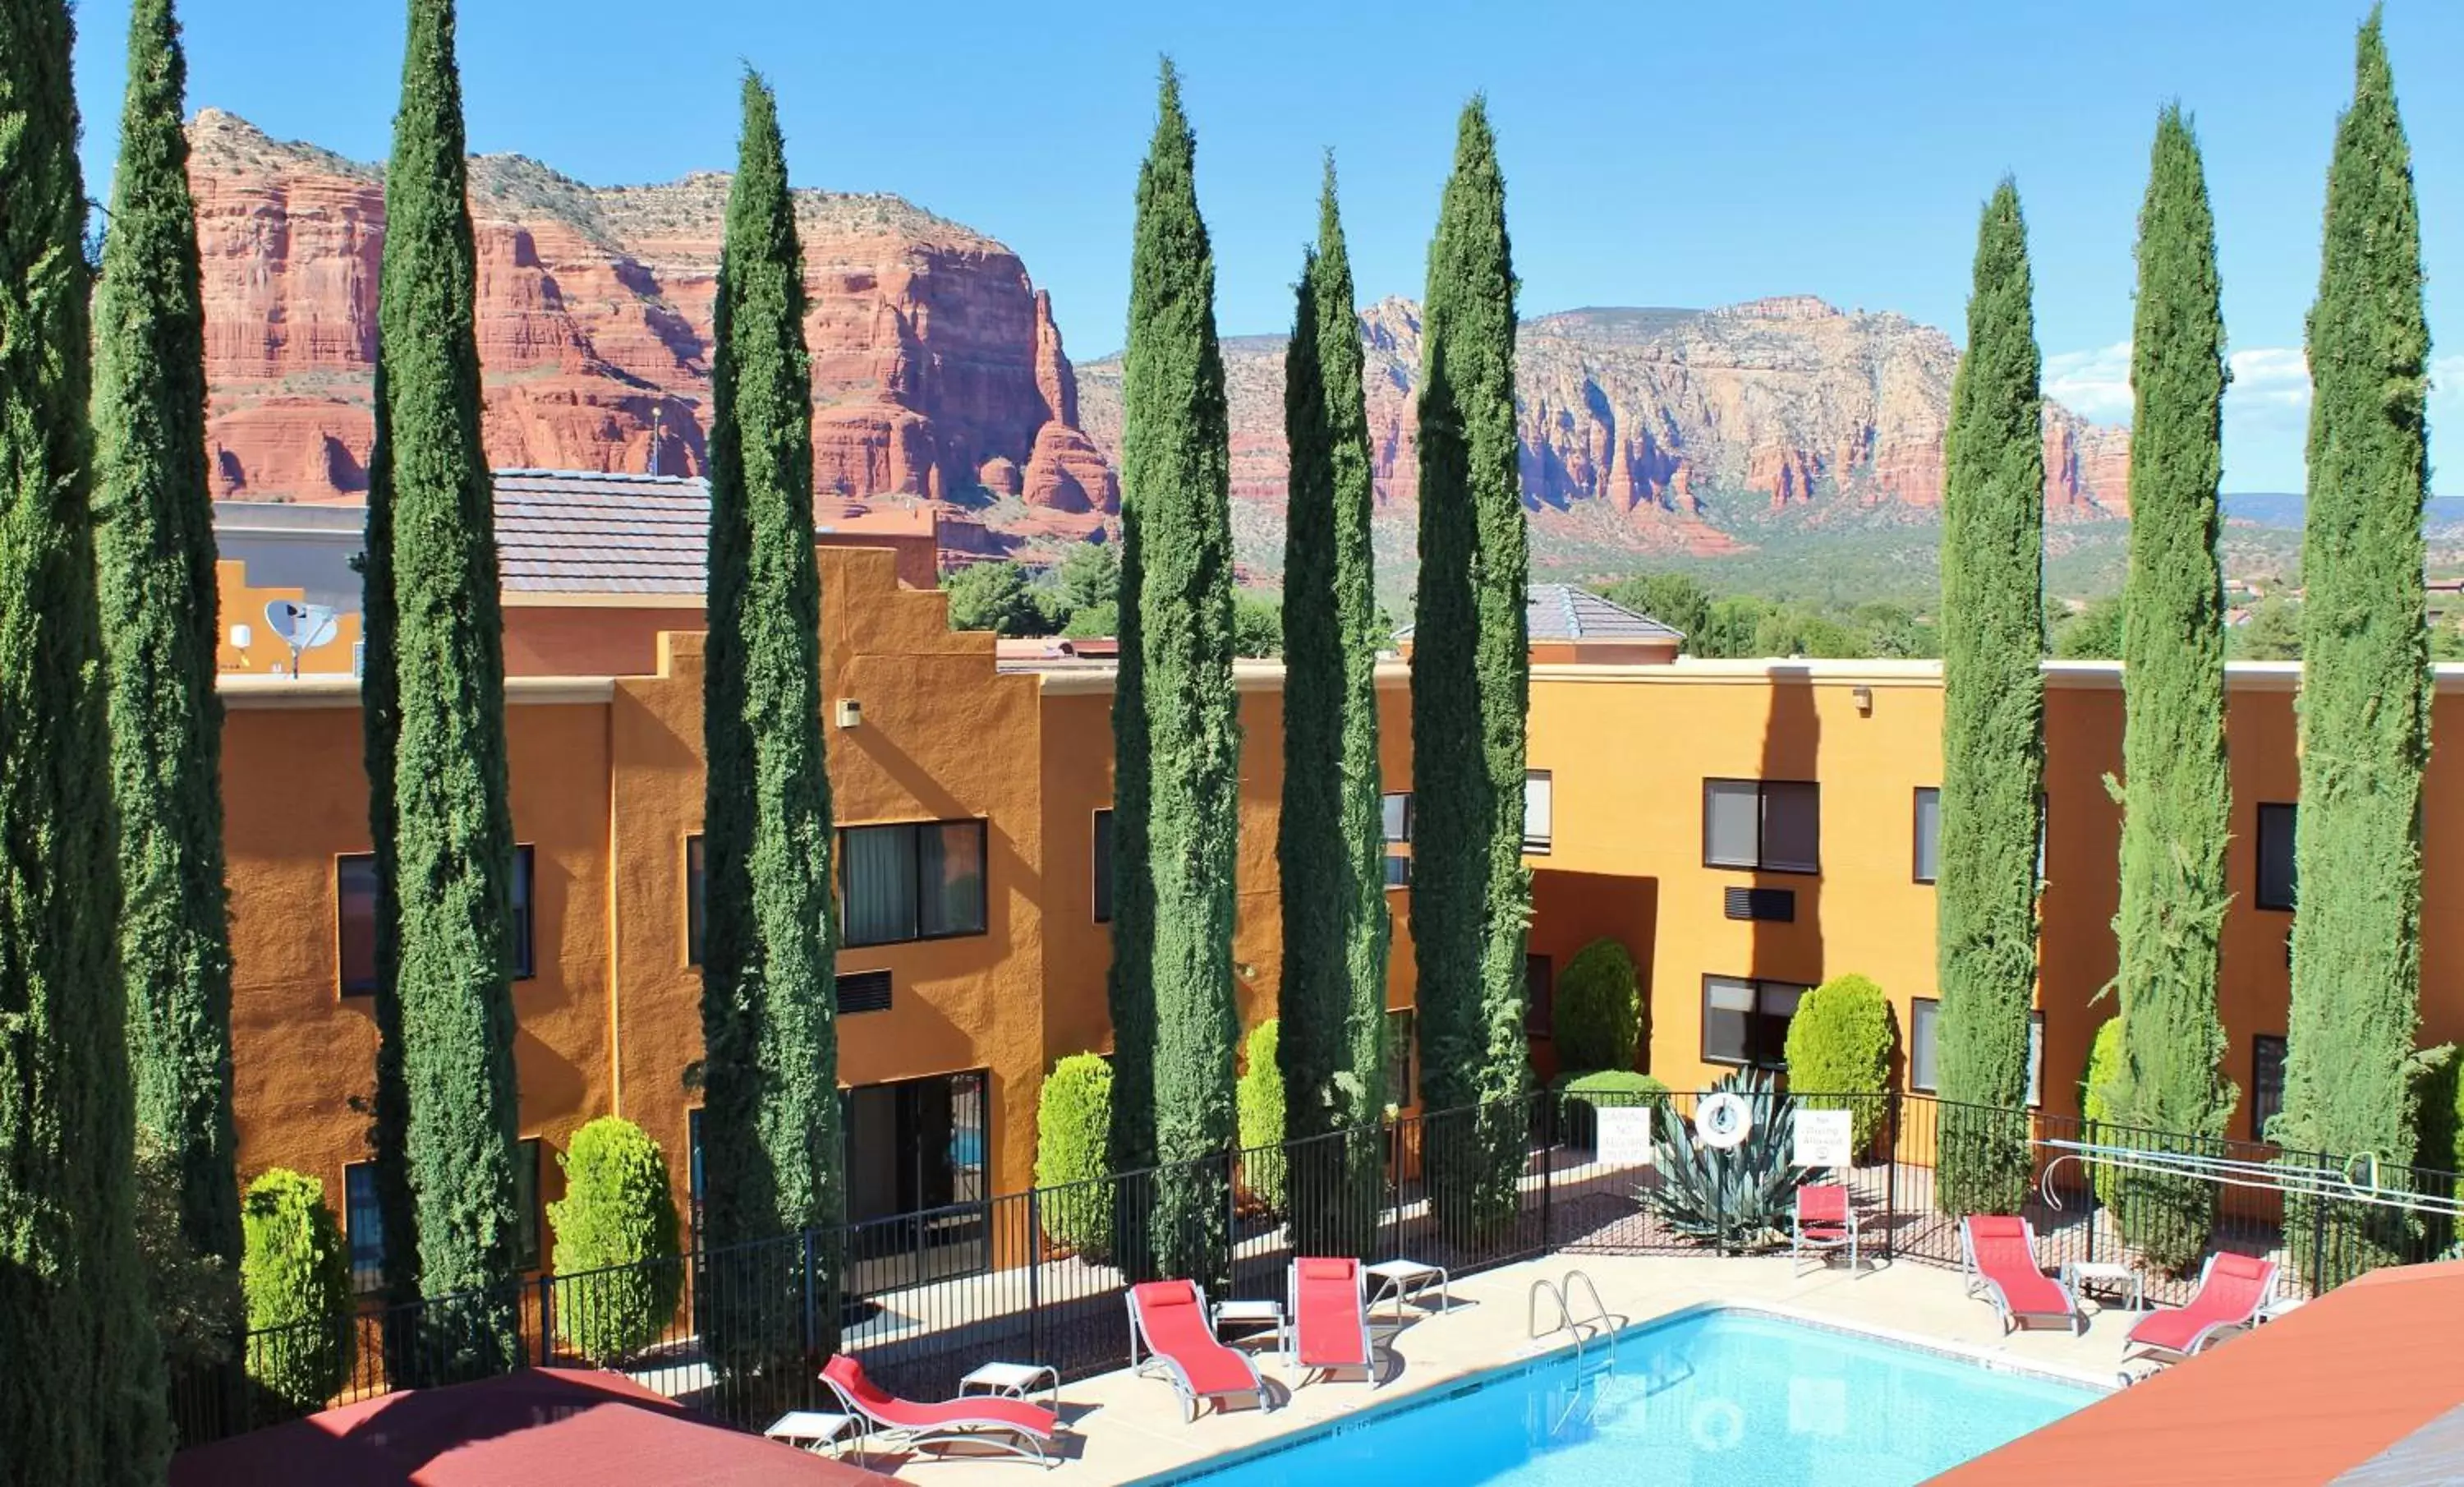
[2080,1015,2126,1209]
[1554,1070,1670,1149]
[1035,1055,1113,1259]
[1236,1020,1288,1211]
[545,1118,683,1363]
[1556,939,1642,1074]
[240,1169,352,1415]
[1782,974,1893,1152]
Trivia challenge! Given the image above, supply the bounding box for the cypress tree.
[1933,181,2045,1218]
[1277,159,1390,1257]
[1411,99,1531,1237]
[2280,12,2430,1262]
[0,0,174,1478]
[2108,107,2234,1273]
[1115,62,1239,1284]
[376,0,522,1374]
[94,0,245,1305]
[699,71,845,1388]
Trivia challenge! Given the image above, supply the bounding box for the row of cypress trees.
[1105,68,1536,1278]
[1933,11,2430,1241]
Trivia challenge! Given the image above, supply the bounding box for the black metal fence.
[174,1087,2462,1449]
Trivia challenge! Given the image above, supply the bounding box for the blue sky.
[70,0,2461,493]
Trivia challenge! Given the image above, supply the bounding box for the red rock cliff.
[188,108,1115,538]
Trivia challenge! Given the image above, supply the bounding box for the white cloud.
[2043,341,2132,421]
[2434,355,2464,415]
[2227,347,2311,412]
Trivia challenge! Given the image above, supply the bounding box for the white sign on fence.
[1594,1106,1656,1167]
[1793,1108,1854,1169]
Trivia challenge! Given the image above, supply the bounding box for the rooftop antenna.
[264,600,338,680]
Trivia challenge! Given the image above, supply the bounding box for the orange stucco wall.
[216,559,363,676]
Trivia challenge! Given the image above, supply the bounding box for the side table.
[958,1360,1060,1411]
[1364,1259,1451,1323]
[764,1410,859,1462]
[1212,1298,1289,1359]
[2062,1259,2144,1314]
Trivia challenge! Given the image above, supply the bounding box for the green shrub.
[240,1170,352,1415]
[1236,1020,1288,1211]
[2079,1015,2126,1210]
[1552,1070,1669,1149]
[1556,938,1642,1073]
[1781,974,1892,1153]
[1034,1055,1113,1259]
[545,1118,684,1364]
[2407,1044,2462,1210]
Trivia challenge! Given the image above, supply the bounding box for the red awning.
[1930,1259,2464,1485]
[172,1367,871,1487]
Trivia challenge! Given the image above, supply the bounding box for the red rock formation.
[186,109,1115,551]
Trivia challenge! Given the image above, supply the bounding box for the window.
[839,820,988,946]
[511,845,536,980]
[687,1108,705,1238]
[1525,955,1554,1038]
[2256,803,2297,911]
[1092,809,1114,923]
[1702,779,1819,873]
[1701,976,1809,1069]
[1908,997,2047,1107]
[1523,771,1553,855]
[338,854,379,997]
[1381,794,1412,844]
[513,1137,542,1270]
[1910,789,2045,885]
[1913,788,1941,884]
[686,835,706,964]
[343,1162,384,1294]
[2251,1035,2287,1139]
[1382,854,1412,889]
[836,969,894,1015]
[1384,1010,1416,1108]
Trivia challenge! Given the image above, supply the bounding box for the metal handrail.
[1529,1278,1574,1347]
[2039,1139,2464,1218]
[1528,1270,1620,1365]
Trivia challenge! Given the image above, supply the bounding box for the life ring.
[1695,1092,1754,1150]
[1691,1398,1745,1452]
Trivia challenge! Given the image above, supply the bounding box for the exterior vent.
[1723,887,1795,923]
[835,969,892,1015]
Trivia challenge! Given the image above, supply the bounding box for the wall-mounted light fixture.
[834,698,862,729]
[1850,685,1874,716]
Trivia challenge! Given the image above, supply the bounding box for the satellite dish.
[264,601,339,678]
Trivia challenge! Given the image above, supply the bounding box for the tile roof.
[1529,583,1685,642]
[1396,583,1683,644]
[494,471,711,594]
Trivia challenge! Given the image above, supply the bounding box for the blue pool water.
[1170,1309,2099,1486]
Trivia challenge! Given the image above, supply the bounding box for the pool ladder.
[1528,1268,1621,1365]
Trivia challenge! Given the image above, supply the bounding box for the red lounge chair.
[2124,1252,2278,1365]
[1792,1185,1861,1276]
[1288,1258,1376,1388]
[1125,1279,1268,1420]
[1960,1216,2082,1336]
[820,1354,1060,1466]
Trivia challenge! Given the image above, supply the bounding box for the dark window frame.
[1701,778,1822,876]
[1384,1009,1417,1109]
[1381,793,1413,845]
[1699,975,1812,1070]
[1913,786,1941,885]
[837,818,992,948]
[513,1136,543,1271]
[1382,853,1412,890]
[1092,808,1114,924]
[685,833,706,966]
[2250,1034,2287,1140]
[1907,996,2047,1107]
[1525,954,1554,1038]
[2255,803,2297,912]
[343,1161,384,1295]
[338,853,379,997]
[511,845,537,982]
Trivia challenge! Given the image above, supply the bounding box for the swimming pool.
[1159,1308,2099,1486]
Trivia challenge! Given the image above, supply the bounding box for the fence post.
[1540,1091,1555,1250]
[2308,1153,2331,1296]
[536,1273,554,1369]
[2085,1118,2100,1265]
[801,1227,818,1360]
[1027,1185,1044,1364]
[1884,1090,1900,1262]
[1224,1146,1241,1296]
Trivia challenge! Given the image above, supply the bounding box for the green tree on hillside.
[2108,107,2234,1274]
[374,0,523,1374]
[1411,98,1532,1237]
[944,559,1049,635]
[1276,162,1390,1258]
[699,73,846,1385]
[2281,12,2431,1272]
[1934,181,2047,1218]
[2235,596,2302,660]
[1114,62,1240,1284]
[2052,596,2126,660]
[93,0,244,1316]
[0,0,175,1475]
[1049,541,1121,621]
[1598,572,1712,645]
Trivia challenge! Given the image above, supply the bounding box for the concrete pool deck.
[838,1251,2140,1482]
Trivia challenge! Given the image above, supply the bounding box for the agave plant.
[1643,1070,1809,1252]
